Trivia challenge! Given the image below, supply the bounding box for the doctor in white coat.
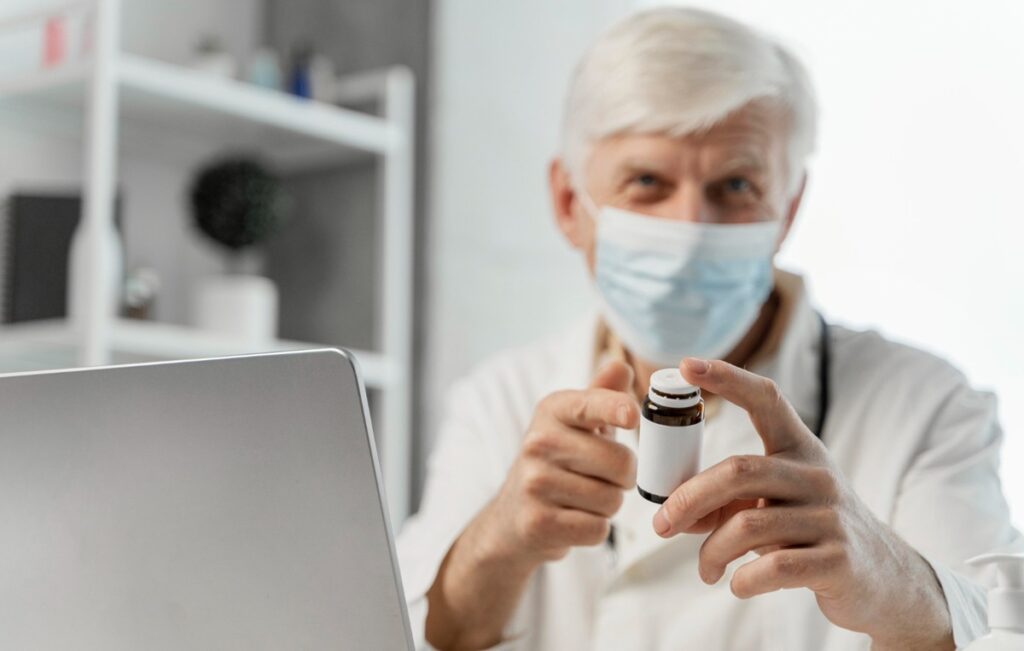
[399,7,1023,650]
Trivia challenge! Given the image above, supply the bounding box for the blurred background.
[0,0,1020,529]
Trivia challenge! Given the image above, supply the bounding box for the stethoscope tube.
[815,311,831,441]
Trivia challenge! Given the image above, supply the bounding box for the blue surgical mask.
[584,196,782,366]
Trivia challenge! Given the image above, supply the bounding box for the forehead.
[589,101,788,174]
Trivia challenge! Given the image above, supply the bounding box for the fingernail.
[683,358,710,375]
[653,509,670,536]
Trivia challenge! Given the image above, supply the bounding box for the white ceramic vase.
[192,274,278,345]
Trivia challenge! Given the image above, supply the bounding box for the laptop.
[0,348,414,650]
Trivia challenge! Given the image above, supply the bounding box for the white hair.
[561,7,817,195]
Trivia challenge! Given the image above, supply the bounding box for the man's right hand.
[425,360,639,650]
[479,360,640,564]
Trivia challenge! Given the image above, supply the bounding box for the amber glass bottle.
[637,368,705,504]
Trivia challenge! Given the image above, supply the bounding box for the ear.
[548,158,589,249]
[777,171,807,249]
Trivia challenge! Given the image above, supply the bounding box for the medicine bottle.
[636,368,705,504]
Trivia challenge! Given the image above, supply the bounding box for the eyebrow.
[708,151,768,178]
[616,157,674,173]
[610,151,772,183]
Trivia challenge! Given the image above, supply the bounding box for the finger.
[543,388,639,431]
[681,498,759,535]
[535,506,611,550]
[590,361,635,437]
[524,426,637,489]
[523,464,625,517]
[654,455,829,536]
[698,505,837,584]
[679,358,812,454]
[560,432,637,489]
[590,359,635,393]
[729,544,841,599]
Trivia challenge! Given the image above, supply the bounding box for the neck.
[630,287,781,400]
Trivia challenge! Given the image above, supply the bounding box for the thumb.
[590,359,635,393]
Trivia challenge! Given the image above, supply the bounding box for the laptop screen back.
[0,349,412,650]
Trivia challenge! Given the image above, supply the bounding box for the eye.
[623,171,673,204]
[632,173,661,187]
[723,176,753,193]
[706,175,763,211]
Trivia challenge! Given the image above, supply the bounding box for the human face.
[549,101,805,272]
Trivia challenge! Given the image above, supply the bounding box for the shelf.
[0,318,397,389]
[0,4,416,521]
[0,54,400,170]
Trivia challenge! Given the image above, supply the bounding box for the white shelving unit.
[0,0,416,523]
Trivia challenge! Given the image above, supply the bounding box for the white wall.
[636,0,1024,526]
[427,1,1024,527]
[426,0,633,443]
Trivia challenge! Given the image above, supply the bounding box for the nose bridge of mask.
[577,188,783,258]
[597,205,783,260]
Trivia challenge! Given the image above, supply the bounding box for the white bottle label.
[637,416,703,500]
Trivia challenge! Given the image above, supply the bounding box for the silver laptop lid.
[0,348,413,650]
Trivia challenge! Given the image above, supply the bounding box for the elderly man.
[399,7,1022,650]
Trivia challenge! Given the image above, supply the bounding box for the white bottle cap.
[648,368,700,408]
[967,552,1024,632]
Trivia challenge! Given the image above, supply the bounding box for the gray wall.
[261,0,432,507]
[267,165,378,350]
[263,0,431,348]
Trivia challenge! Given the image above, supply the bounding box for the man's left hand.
[653,357,953,651]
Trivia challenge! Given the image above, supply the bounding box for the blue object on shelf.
[289,66,311,98]
[289,43,313,99]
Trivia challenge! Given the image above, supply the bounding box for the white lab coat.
[398,272,1022,650]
